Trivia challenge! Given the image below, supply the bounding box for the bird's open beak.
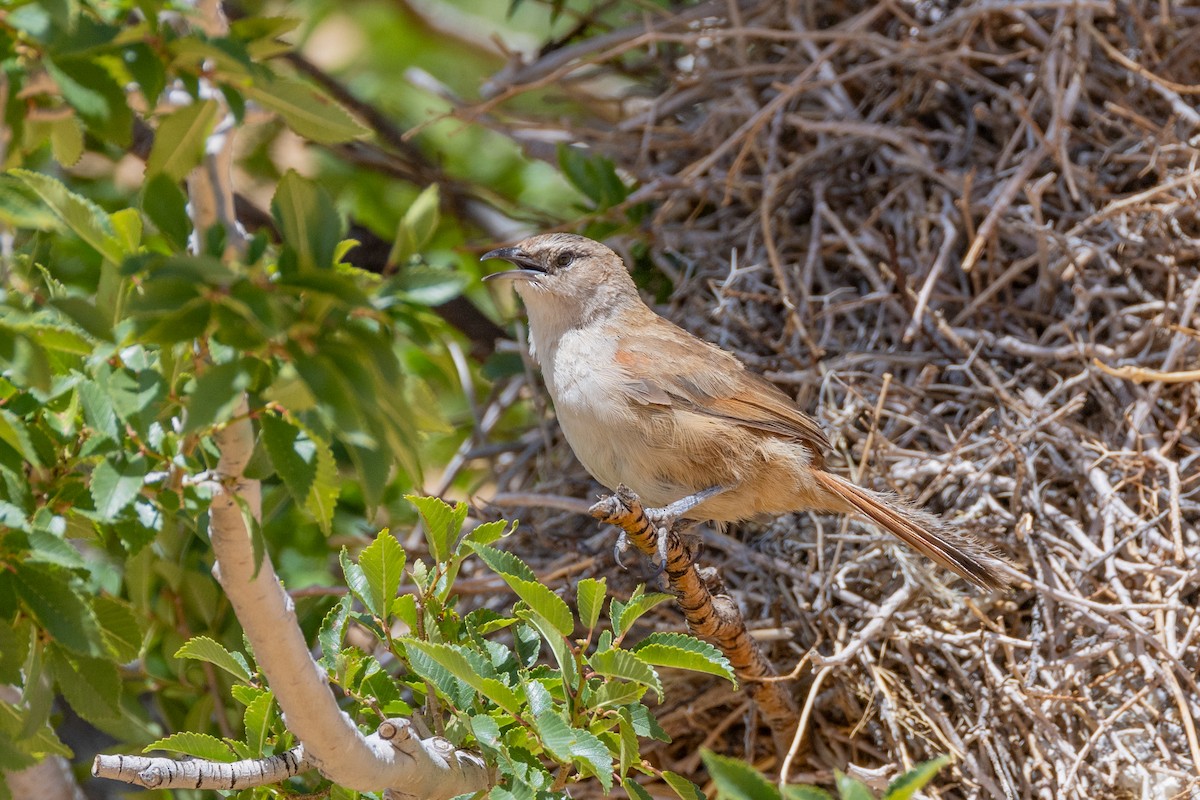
[481,246,543,282]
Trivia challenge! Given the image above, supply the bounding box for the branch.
[589,487,800,742]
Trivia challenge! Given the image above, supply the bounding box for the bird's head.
[482,233,639,330]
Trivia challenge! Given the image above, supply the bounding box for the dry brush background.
[466,1,1199,798]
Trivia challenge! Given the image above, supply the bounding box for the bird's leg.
[645,485,730,569]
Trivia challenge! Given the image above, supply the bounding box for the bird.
[482,232,1010,590]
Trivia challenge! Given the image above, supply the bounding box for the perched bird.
[483,233,1010,590]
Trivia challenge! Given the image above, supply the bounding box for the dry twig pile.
[478,1,1200,797]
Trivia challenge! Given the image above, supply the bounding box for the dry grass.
[469,1,1200,797]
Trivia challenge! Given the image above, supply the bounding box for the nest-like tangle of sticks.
[476,1,1200,797]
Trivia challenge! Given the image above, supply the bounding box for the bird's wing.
[616,330,831,459]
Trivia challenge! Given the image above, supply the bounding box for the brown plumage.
[484,233,1011,590]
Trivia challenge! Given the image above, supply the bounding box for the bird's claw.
[613,531,631,569]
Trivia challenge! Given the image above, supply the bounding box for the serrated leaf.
[183,361,250,434]
[271,170,342,273]
[535,711,613,793]
[261,413,315,502]
[403,640,474,709]
[664,771,708,800]
[612,589,674,639]
[175,636,252,683]
[402,640,521,716]
[835,773,875,800]
[12,169,124,262]
[406,494,468,562]
[702,750,781,800]
[92,595,143,663]
[633,632,735,684]
[44,57,132,145]
[145,731,238,762]
[883,756,950,800]
[13,563,104,657]
[390,184,440,264]
[90,454,147,521]
[466,542,536,582]
[340,548,374,617]
[0,409,40,467]
[47,648,122,724]
[146,99,220,181]
[625,778,657,800]
[517,610,576,691]
[592,680,646,708]
[783,787,834,800]
[471,714,501,750]
[490,568,573,637]
[50,115,84,167]
[318,594,352,666]
[577,577,606,633]
[359,530,405,621]
[465,518,510,547]
[589,649,662,701]
[245,78,367,144]
[304,428,339,535]
[142,173,191,249]
[243,690,275,755]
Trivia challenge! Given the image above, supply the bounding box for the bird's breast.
[541,329,649,493]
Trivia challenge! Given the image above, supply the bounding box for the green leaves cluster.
[317,496,735,799]
[1,2,366,169]
[701,752,951,800]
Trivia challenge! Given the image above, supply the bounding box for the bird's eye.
[554,252,575,268]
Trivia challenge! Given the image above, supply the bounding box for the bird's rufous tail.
[813,470,1010,590]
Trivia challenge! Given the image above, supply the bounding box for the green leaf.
[358,530,406,622]
[783,787,834,800]
[318,594,352,666]
[403,640,475,709]
[834,773,875,800]
[11,169,124,262]
[304,427,339,535]
[625,778,657,800]
[702,750,781,800]
[271,170,342,273]
[535,711,613,793]
[175,636,252,683]
[13,563,104,656]
[664,771,709,800]
[340,548,374,617]
[146,99,220,181]
[576,577,606,633]
[406,494,468,563]
[517,610,576,690]
[47,648,122,724]
[632,632,735,684]
[50,115,84,167]
[142,174,191,249]
[44,57,132,146]
[588,649,662,701]
[89,454,147,522]
[261,413,315,502]
[92,595,144,662]
[183,361,250,434]
[612,589,674,639]
[466,542,536,582]
[389,184,440,264]
[244,78,367,144]
[883,756,950,800]
[465,519,511,548]
[402,640,522,716]
[144,732,238,762]
[243,690,275,755]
